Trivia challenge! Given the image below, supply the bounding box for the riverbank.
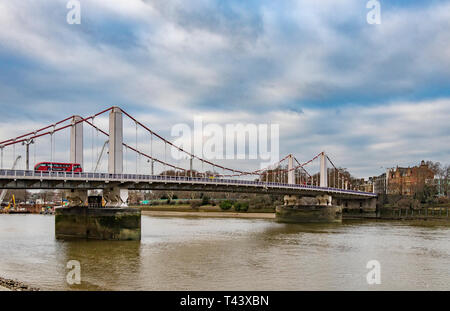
[140,205,450,223]
[0,277,39,291]
[139,204,275,219]
[142,210,275,219]
[137,204,275,214]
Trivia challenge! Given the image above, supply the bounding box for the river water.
[0,214,449,290]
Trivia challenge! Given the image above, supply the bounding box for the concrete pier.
[276,205,342,223]
[279,193,342,223]
[341,198,377,218]
[55,207,141,240]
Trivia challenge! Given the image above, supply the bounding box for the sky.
[0,0,449,177]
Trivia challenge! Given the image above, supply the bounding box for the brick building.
[386,161,435,196]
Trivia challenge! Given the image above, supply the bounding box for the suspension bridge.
[0,106,378,237]
[0,107,376,206]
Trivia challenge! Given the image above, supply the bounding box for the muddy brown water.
[0,214,449,290]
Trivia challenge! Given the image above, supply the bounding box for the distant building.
[373,173,387,195]
[435,178,450,198]
[358,175,386,194]
[386,160,435,196]
[358,178,375,193]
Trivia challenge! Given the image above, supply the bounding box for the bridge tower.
[108,107,123,174]
[288,154,294,184]
[320,152,327,187]
[60,108,137,240]
[105,107,128,207]
[70,116,83,167]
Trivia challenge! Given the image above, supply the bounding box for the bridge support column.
[55,206,140,240]
[316,194,332,206]
[320,152,327,187]
[340,198,377,219]
[283,194,299,206]
[70,116,83,167]
[64,189,87,207]
[108,107,123,174]
[103,187,128,207]
[364,197,377,210]
[278,194,341,223]
[57,187,138,241]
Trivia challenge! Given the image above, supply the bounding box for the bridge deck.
[0,169,377,199]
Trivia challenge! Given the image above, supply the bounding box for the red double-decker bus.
[34,162,83,172]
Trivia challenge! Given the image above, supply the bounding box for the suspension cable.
[0,106,328,180]
[0,106,348,182]
[0,116,75,146]
[120,107,291,177]
[135,122,138,175]
[327,155,353,189]
[91,117,95,171]
[124,145,127,173]
[164,142,167,175]
[50,133,53,163]
[84,120,185,171]
[96,127,99,168]
[1,108,113,148]
[34,134,36,168]
[150,132,153,175]
[53,127,57,163]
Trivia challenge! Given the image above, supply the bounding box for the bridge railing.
[0,169,377,197]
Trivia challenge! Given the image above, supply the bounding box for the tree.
[234,202,242,212]
[201,195,210,205]
[445,165,450,197]
[219,200,233,210]
[234,201,249,212]
[239,202,249,212]
[414,184,437,204]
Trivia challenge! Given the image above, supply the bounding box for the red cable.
[0,106,331,181]
[1,107,114,147]
[0,115,74,145]
[120,107,294,176]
